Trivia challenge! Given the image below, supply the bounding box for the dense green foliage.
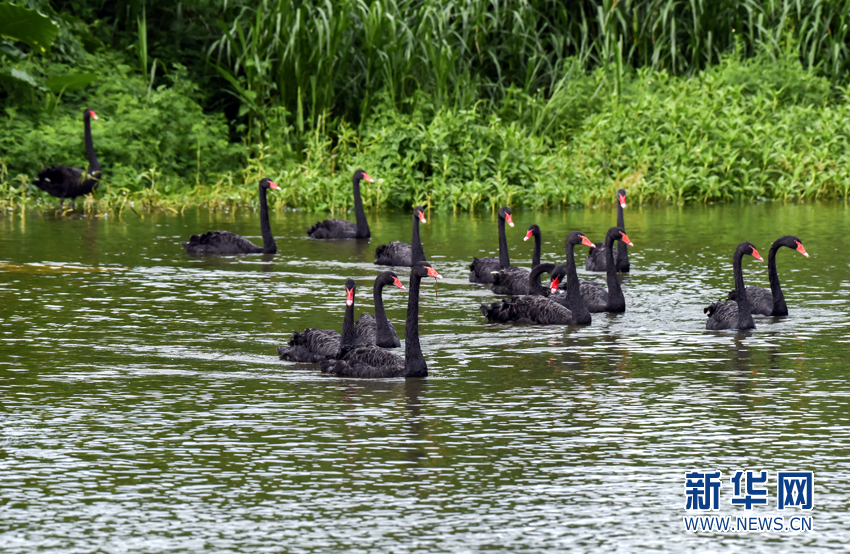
[1,0,849,212]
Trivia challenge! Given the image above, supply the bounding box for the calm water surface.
[1,202,849,552]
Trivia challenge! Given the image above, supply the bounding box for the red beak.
[418,211,426,223]
[524,230,533,241]
[751,247,764,262]
[392,277,406,290]
[362,172,374,183]
[796,241,809,258]
[620,232,633,247]
[426,267,442,279]
[550,276,560,293]
[89,110,98,120]
[581,235,595,248]
[618,192,626,208]
[506,214,514,227]
[345,287,354,306]
[269,180,280,190]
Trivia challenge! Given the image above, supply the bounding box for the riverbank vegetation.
[2,0,850,213]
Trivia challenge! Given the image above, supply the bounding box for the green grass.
[3,53,849,214]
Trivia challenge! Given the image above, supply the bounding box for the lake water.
[1,201,848,552]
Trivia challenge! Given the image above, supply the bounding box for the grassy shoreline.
[4,55,850,213]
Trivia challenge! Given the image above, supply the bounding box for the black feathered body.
[375,241,414,266]
[728,286,775,317]
[183,181,277,255]
[183,231,264,255]
[469,257,501,283]
[307,218,359,239]
[491,266,530,295]
[480,295,574,324]
[35,166,99,201]
[307,171,371,239]
[278,316,375,362]
[469,207,512,283]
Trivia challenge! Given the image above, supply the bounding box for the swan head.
[617,188,627,208]
[741,241,764,262]
[378,271,406,291]
[608,226,633,247]
[345,279,356,306]
[354,169,374,183]
[499,206,514,227]
[260,178,280,191]
[777,235,808,258]
[524,224,540,242]
[413,261,442,280]
[567,231,594,248]
[85,108,98,120]
[414,206,426,224]
[549,264,568,294]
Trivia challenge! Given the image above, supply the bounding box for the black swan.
[490,224,543,296]
[469,206,514,284]
[726,235,808,316]
[547,231,595,325]
[480,263,577,324]
[586,189,629,272]
[704,241,764,330]
[183,178,279,255]
[307,169,373,239]
[374,206,427,266]
[278,274,405,362]
[34,108,101,207]
[356,271,407,347]
[319,262,442,378]
[579,227,633,313]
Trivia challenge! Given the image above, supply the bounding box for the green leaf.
[0,67,39,87]
[0,2,60,53]
[45,73,98,93]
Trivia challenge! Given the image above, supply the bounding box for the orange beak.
[269,181,280,190]
[362,172,374,183]
[418,211,426,223]
[618,192,626,208]
[90,110,98,120]
[751,247,764,262]
[550,276,560,293]
[581,235,595,248]
[620,232,633,247]
[426,267,442,279]
[392,277,406,290]
[345,287,354,306]
[505,213,514,227]
[796,241,809,258]
[524,229,533,241]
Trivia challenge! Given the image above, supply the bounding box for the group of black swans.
[37,114,809,378]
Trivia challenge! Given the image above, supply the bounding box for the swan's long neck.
[339,293,357,354]
[529,263,555,296]
[615,202,628,267]
[532,231,541,268]
[259,185,277,254]
[373,279,392,341]
[353,177,370,238]
[84,114,100,175]
[566,241,591,324]
[733,246,754,328]
[404,272,427,377]
[497,216,510,269]
[767,243,788,315]
[604,233,625,312]
[411,213,425,264]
